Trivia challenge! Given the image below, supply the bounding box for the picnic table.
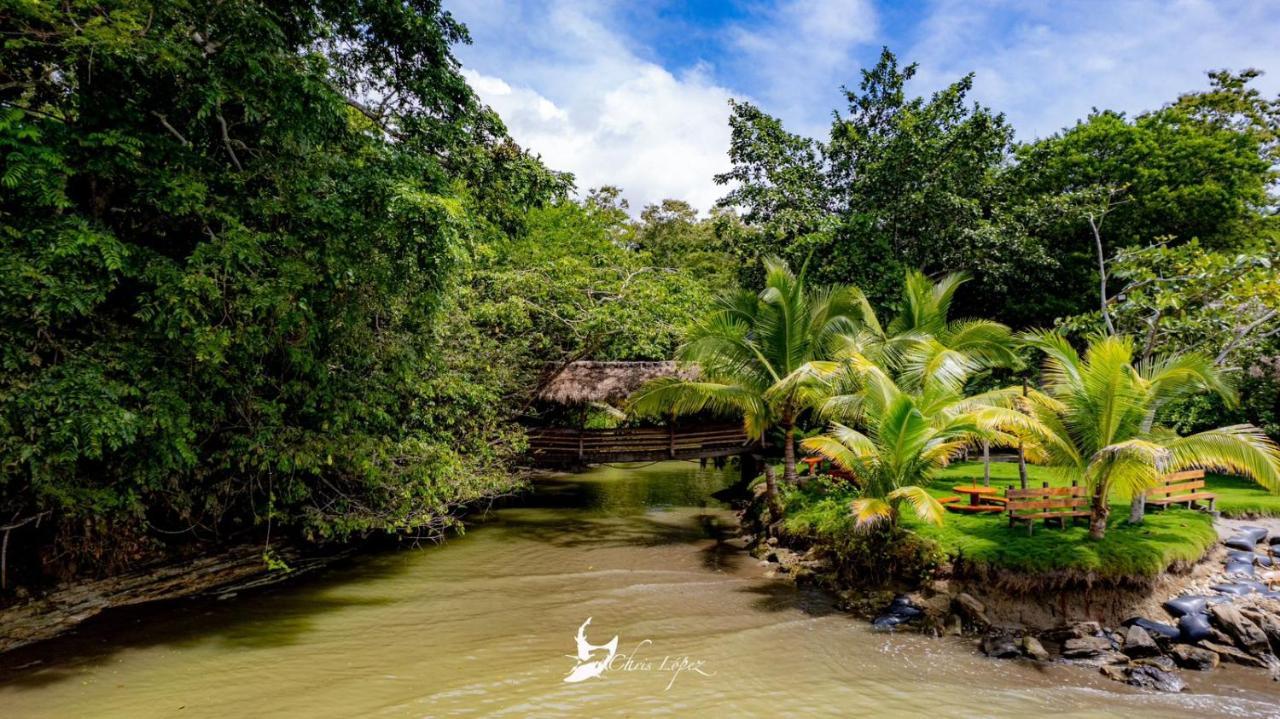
[800,456,824,474]
[945,485,1005,513]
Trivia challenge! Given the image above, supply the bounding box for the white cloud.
[453,2,738,214]
[907,0,1280,140]
[727,0,879,135]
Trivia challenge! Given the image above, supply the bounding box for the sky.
[449,0,1280,215]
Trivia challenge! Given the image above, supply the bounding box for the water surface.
[1,462,1276,717]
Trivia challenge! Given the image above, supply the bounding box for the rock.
[1126,666,1187,693]
[945,614,963,637]
[1225,535,1257,552]
[1212,581,1267,596]
[1123,625,1161,658]
[1062,635,1113,657]
[1067,650,1131,667]
[1178,613,1214,643]
[1133,656,1177,672]
[1225,560,1257,578]
[1199,640,1270,669]
[1209,604,1270,653]
[1171,644,1220,671]
[982,632,1021,659]
[1022,635,1050,661]
[953,593,990,629]
[1241,607,1280,653]
[1163,595,1209,618]
[722,536,751,550]
[1229,549,1260,565]
[1099,664,1129,682]
[1123,617,1180,640]
[1239,526,1269,544]
[766,536,778,546]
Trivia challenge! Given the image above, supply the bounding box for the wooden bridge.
[526,424,753,466]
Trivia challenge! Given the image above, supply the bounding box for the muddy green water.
[1,462,1277,718]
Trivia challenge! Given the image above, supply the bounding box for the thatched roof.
[536,361,696,406]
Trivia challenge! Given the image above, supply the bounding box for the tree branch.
[215,111,243,171]
[151,111,191,147]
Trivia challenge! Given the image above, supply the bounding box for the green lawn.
[784,460,1240,580]
[934,461,1280,518]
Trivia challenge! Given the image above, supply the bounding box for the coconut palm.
[1020,331,1280,540]
[629,258,862,518]
[826,270,1021,485]
[800,358,1032,530]
[836,270,1019,380]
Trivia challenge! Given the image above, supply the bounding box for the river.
[1,462,1276,717]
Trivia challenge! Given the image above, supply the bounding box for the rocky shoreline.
[740,516,1280,694]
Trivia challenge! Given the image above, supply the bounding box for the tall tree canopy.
[0,0,565,577]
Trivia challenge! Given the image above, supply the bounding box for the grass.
[934,461,1280,518]
[784,460,1238,581]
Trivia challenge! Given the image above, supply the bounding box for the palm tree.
[800,357,1031,530]
[827,270,1021,485]
[1019,332,1280,540]
[836,270,1019,378]
[629,258,861,519]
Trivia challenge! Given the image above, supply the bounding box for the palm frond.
[887,485,946,526]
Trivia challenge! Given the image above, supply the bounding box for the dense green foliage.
[0,0,577,578]
[716,51,1278,331]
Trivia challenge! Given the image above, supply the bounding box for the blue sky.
[449,1,1280,214]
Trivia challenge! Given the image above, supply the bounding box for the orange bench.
[1006,484,1089,535]
[1145,470,1216,512]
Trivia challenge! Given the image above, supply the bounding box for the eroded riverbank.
[1,462,1276,718]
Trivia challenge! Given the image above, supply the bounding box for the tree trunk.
[1017,441,1028,490]
[782,420,799,487]
[762,463,783,522]
[982,440,991,487]
[1127,409,1158,524]
[1089,486,1110,540]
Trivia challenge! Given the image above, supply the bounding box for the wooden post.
[577,427,584,462]
[668,420,676,459]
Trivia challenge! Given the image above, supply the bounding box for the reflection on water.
[0,462,1276,718]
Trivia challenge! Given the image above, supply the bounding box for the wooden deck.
[526,424,753,465]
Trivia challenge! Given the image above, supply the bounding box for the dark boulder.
[1126,666,1187,693]
[1224,535,1257,552]
[1178,613,1214,643]
[1225,560,1257,578]
[1228,550,1259,565]
[1238,526,1269,544]
[1211,582,1266,596]
[1123,616,1180,640]
[1162,595,1209,618]
[981,633,1021,659]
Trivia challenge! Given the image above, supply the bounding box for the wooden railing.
[526,424,752,465]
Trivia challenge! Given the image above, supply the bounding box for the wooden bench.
[1006,483,1089,535]
[1145,470,1216,512]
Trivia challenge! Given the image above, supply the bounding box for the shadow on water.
[0,461,742,692]
[0,555,408,690]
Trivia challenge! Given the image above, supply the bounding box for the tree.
[714,48,1052,322]
[629,258,860,518]
[0,0,565,580]
[1019,333,1280,540]
[1007,100,1274,327]
[801,341,1030,530]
